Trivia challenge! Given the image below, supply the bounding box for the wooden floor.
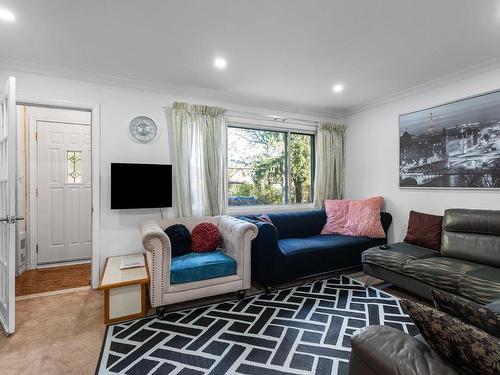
[15,263,91,297]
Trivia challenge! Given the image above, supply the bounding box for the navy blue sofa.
[238,209,392,287]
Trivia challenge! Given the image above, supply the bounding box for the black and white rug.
[96,276,418,375]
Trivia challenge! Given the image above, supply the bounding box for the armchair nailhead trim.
[144,216,257,308]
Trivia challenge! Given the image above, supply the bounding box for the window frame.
[226,122,316,213]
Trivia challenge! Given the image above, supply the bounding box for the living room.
[1,1,500,374]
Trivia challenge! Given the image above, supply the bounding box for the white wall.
[343,66,500,242]
[0,68,334,274]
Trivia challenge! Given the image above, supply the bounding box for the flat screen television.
[111,163,172,209]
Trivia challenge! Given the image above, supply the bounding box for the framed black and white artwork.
[399,90,500,188]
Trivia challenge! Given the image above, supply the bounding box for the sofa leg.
[156,306,166,319]
[265,286,272,295]
[237,290,246,300]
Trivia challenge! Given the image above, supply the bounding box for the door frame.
[17,96,101,288]
[32,119,92,267]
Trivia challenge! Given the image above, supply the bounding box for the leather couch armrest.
[349,326,460,375]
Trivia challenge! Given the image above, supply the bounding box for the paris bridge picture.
[400,90,500,188]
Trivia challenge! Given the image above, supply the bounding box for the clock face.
[129,116,157,143]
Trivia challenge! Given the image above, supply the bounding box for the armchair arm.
[237,217,285,287]
[349,326,460,375]
[140,220,171,307]
[218,215,257,289]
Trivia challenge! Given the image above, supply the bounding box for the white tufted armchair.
[140,215,257,315]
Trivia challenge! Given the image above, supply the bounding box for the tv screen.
[111,163,172,209]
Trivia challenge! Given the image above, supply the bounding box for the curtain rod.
[164,104,322,126]
[225,111,320,126]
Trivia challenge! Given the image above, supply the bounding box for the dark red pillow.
[191,223,220,252]
[404,210,443,251]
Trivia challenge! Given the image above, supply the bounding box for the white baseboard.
[36,259,91,269]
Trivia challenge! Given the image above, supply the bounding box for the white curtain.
[313,122,346,208]
[171,102,227,217]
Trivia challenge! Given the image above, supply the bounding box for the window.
[228,126,314,206]
[67,151,82,183]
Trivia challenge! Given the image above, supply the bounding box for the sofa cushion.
[279,234,374,256]
[404,210,443,251]
[401,299,500,375]
[170,251,236,284]
[362,242,440,272]
[322,197,386,238]
[164,224,192,258]
[191,222,220,252]
[267,210,326,239]
[441,208,500,267]
[431,289,500,337]
[402,257,484,295]
[460,266,500,305]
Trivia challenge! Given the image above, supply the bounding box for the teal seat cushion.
[170,251,237,284]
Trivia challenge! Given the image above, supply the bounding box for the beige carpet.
[0,289,105,375]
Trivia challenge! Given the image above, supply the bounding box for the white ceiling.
[1,0,500,116]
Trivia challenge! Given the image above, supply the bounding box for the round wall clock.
[129,116,157,143]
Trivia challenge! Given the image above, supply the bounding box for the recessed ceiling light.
[214,57,227,69]
[332,84,344,93]
[0,8,15,22]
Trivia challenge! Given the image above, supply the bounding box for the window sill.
[226,203,315,216]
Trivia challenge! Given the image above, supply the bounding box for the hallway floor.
[16,263,91,297]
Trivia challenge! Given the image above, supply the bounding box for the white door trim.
[18,96,101,288]
[0,77,17,335]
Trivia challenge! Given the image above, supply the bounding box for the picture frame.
[399,89,500,189]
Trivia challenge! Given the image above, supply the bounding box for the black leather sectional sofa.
[362,208,500,305]
[349,208,500,375]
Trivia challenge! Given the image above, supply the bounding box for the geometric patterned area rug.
[96,275,418,375]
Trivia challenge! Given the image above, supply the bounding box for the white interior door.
[0,77,17,335]
[37,121,91,265]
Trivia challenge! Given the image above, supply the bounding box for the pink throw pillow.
[322,196,386,238]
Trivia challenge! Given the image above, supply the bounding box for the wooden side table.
[98,254,150,324]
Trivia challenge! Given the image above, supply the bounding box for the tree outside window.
[228,126,314,206]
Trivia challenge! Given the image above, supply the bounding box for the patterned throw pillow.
[321,196,385,238]
[431,289,500,338]
[164,224,192,258]
[401,299,500,375]
[191,222,220,252]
